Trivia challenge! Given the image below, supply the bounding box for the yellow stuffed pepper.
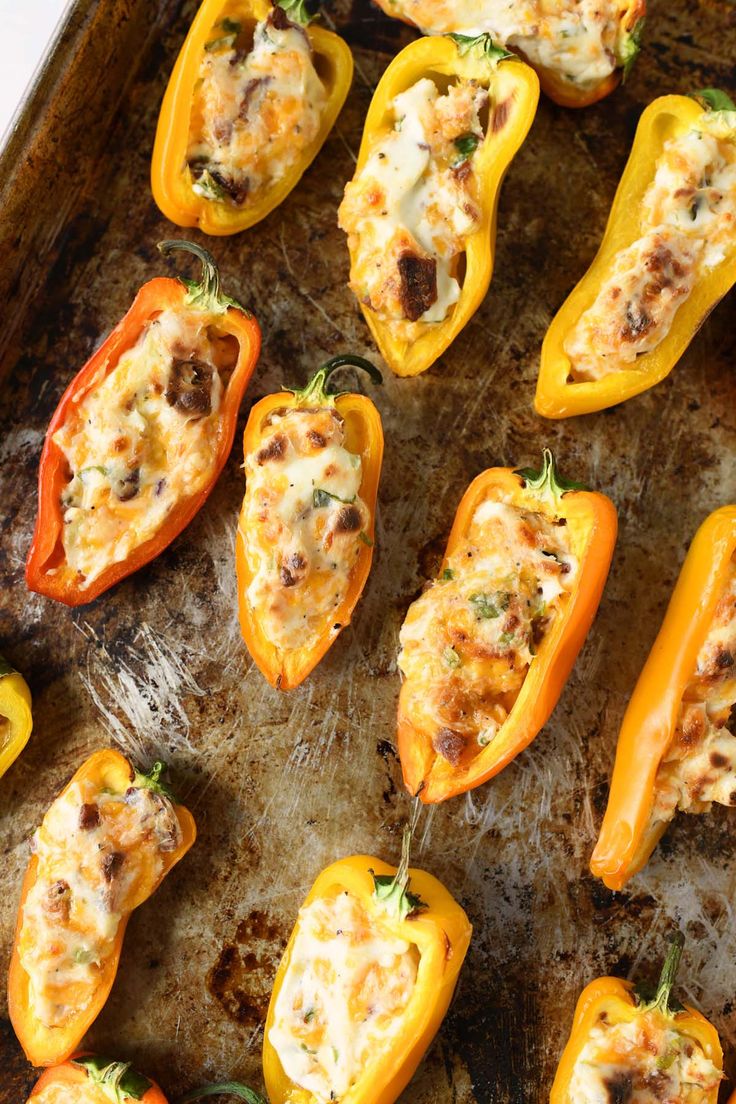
[262,828,472,1103]
[536,90,736,418]
[550,934,723,1102]
[338,33,539,377]
[0,654,32,780]
[152,0,353,234]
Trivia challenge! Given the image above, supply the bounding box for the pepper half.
[591,505,736,891]
[27,1055,168,1104]
[399,451,617,803]
[8,749,196,1067]
[370,0,644,109]
[550,934,723,1102]
[341,33,538,378]
[151,0,353,235]
[26,241,261,606]
[262,830,472,1104]
[0,654,32,780]
[536,92,736,418]
[236,355,383,690]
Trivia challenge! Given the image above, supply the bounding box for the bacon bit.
[452,160,472,183]
[101,851,125,882]
[432,727,466,766]
[397,251,437,322]
[79,803,100,830]
[44,880,71,921]
[256,434,287,465]
[279,552,306,588]
[239,77,270,120]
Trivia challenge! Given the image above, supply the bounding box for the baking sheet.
[1,0,735,1100]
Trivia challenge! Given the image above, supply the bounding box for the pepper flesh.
[27,1056,168,1104]
[370,0,644,108]
[25,241,261,606]
[262,852,472,1104]
[0,654,32,780]
[8,749,197,1067]
[550,939,723,1103]
[236,357,384,690]
[536,94,736,418]
[399,453,617,803]
[591,505,736,891]
[342,34,538,378]
[151,0,353,235]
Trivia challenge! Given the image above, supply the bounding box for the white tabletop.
[0,0,74,143]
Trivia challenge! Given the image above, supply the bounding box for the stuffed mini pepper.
[550,934,723,1102]
[338,33,538,377]
[9,750,196,1067]
[263,829,472,1104]
[152,0,353,234]
[398,451,617,802]
[537,91,736,418]
[236,355,383,690]
[0,654,32,780]
[26,241,261,605]
[592,506,736,890]
[26,1056,169,1104]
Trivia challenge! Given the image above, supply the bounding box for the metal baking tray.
[1,0,735,1100]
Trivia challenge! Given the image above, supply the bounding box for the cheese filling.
[54,307,237,588]
[338,77,486,338]
[269,890,418,1102]
[568,1013,721,1103]
[373,0,629,88]
[649,557,736,832]
[565,115,736,381]
[242,407,370,651]
[31,1082,108,1104]
[398,498,578,766]
[19,776,182,1029]
[187,8,327,206]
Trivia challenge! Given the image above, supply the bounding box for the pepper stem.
[372,798,426,921]
[514,448,588,504]
[277,0,315,25]
[448,32,513,64]
[157,240,245,315]
[691,88,736,113]
[290,354,382,406]
[178,1083,268,1104]
[651,930,685,1016]
[133,759,177,801]
[72,1056,152,1102]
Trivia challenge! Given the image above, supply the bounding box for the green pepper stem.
[178,1083,268,1104]
[651,931,685,1015]
[157,240,245,314]
[133,759,177,801]
[291,355,382,405]
[277,0,315,25]
[514,448,588,503]
[691,88,736,113]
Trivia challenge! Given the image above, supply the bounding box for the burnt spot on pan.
[208,910,287,1026]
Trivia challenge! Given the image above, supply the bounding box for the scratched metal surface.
[0,0,735,1100]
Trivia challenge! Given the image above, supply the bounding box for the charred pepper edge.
[288,354,383,405]
[72,1056,152,1102]
[178,1083,268,1104]
[514,448,588,503]
[157,240,248,315]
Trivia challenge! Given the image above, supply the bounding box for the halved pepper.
[262,830,472,1104]
[536,91,736,418]
[26,241,261,606]
[27,1055,168,1104]
[236,355,383,690]
[8,749,196,1067]
[151,0,353,235]
[399,451,617,803]
[0,654,32,780]
[370,0,645,109]
[341,33,538,378]
[550,934,723,1102]
[591,505,736,891]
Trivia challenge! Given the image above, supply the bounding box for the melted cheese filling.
[54,307,234,588]
[19,777,182,1028]
[242,406,370,651]
[566,116,736,381]
[187,9,327,205]
[649,558,736,831]
[338,77,485,338]
[398,499,577,765]
[269,890,418,1102]
[31,1083,107,1104]
[374,0,627,87]
[569,1013,721,1103]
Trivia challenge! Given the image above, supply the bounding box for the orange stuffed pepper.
[26,241,261,606]
[9,750,196,1067]
[26,1056,169,1104]
[592,505,736,890]
[236,355,383,689]
[398,450,617,803]
[550,934,723,1102]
